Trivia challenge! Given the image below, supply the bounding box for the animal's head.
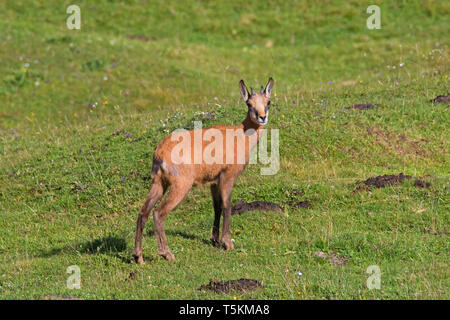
[239,77,274,126]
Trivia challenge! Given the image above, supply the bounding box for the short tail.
[151,157,163,177]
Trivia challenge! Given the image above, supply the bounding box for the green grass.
[0,0,449,299]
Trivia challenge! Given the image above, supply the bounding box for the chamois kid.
[132,78,274,263]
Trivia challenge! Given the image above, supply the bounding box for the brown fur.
[132,78,274,263]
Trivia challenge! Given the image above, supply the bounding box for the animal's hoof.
[133,254,145,265]
[210,234,220,247]
[221,239,234,251]
[160,251,175,261]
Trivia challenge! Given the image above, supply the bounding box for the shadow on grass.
[38,235,133,264]
[147,229,211,246]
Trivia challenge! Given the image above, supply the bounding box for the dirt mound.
[199,278,264,293]
[291,201,311,209]
[348,103,376,110]
[414,179,431,188]
[363,173,412,188]
[231,201,283,215]
[430,94,450,103]
[355,173,431,191]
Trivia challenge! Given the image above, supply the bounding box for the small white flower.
[103,76,108,81]
[24,63,30,67]
[399,63,404,67]
[297,271,303,276]
[34,81,39,86]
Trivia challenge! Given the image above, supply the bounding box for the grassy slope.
[0,0,448,299]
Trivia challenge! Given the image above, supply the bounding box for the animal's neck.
[241,113,264,137]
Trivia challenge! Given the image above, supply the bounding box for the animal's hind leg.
[210,183,222,247]
[132,178,165,264]
[153,181,191,261]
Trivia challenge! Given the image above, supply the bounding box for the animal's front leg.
[218,174,235,251]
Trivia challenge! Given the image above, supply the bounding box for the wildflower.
[297,291,301,295]
[35,81,39,86]
[121,178,125,182]
[24,63,30,68]
[274,93,277,97]
[399,63,404,67]
[74,113,78,118]
[359,80,363,84]
[125,133,130,139]
[103,76,108,81]
[342,107,346,111]
[281,114,285,118]
[297,271,302,276]
[328,81,332,85]
[125,90,129,96]
[233,296,237,300]
[104,100,108,105]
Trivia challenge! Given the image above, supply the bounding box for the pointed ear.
[264,77,274,98]
[239,79,250,102]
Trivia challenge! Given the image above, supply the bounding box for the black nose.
[260,116,266,121]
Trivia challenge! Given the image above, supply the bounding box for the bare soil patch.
[199,278,264,293]
[367,127,427,157]
[314,251,349,267]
